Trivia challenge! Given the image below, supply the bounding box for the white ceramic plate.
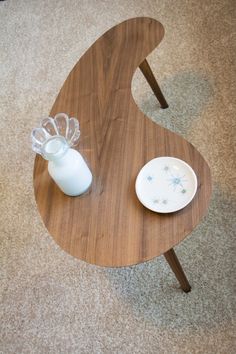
[135,157,198,213]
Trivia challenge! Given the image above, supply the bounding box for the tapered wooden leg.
[139,59,168,109]
[164,248,191,293]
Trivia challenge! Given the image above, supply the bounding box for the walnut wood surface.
[33,18,212,267]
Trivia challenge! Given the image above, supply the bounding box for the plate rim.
[135,156,198,213]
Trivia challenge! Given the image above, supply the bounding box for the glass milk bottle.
[31,113,92,196]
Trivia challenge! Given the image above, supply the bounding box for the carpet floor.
[1,1,235,353]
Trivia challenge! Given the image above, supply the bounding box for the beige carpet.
[1,0,235,353]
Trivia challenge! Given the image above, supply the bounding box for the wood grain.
[33,17,212,267]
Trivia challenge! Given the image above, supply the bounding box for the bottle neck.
[42,136,69,162]
[51,149,71,165]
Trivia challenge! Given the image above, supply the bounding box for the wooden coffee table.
[34,18,212,292]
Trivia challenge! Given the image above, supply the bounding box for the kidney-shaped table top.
[33,17,212,267]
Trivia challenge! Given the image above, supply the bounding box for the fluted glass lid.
[31,113,80,160]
